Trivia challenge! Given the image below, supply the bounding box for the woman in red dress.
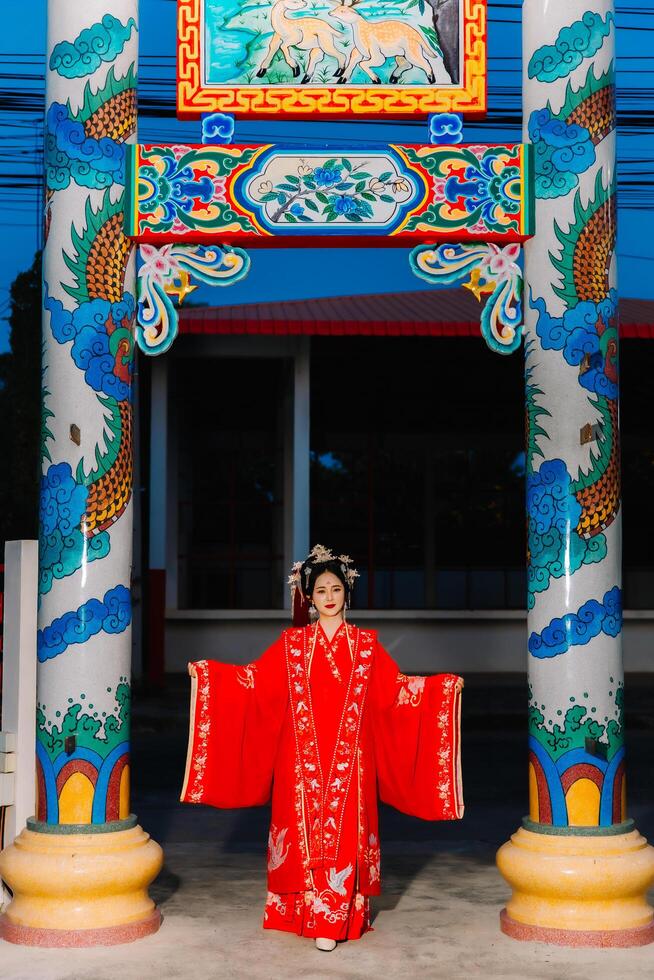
[181,545,463,952]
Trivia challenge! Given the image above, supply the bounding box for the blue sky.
[0,0,652,352]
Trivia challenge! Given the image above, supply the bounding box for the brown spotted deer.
[329,0,447,84]
[256,0,346,83]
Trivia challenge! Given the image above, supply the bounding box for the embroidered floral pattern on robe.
[284,626,372,868]
[182,622,463,942]
[396,672,426,707]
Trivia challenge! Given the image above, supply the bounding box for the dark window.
[621,341,654,609]
[175,357,286,609]
[171,337,654,612]
[310,337,526,610]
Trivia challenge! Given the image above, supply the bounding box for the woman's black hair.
[301,558,350,601]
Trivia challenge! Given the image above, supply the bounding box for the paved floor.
[3,674,654,979]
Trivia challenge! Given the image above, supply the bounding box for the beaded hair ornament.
[288,544,359,625]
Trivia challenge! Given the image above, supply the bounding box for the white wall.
[165,611,654,674]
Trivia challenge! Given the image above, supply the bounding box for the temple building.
[137,290,654,678]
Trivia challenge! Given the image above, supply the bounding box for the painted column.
[497,0,654,946]
[0,1,162,946]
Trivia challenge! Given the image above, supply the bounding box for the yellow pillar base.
[497,825,654,947]
[0,822,163,947]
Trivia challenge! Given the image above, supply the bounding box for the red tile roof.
[178,290,654,338]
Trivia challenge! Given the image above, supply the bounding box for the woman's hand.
[455,677,464,694]
[188,662,197,679]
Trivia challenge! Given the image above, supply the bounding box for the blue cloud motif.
[49,15,137,79]
[201,112,235,145]
[37,585,132,662]
[46,102,125,192]
[45,288,135,401]
[528,11,614,83]
[528,107,595,199]
[527,458,607,608]
[428,112,463,145]
[39,463,110,595]
[531,290,619,399]
[529,586,622,658]
[40,462,87,537]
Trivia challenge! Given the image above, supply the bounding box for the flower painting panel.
[244,151,420,232]
[177,0,487,118]
[126,142,533,244]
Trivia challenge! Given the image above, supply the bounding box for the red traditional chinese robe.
[181,622,463,941]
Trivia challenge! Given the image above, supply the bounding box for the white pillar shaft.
[523,0,622,827]
[40,1,138,826]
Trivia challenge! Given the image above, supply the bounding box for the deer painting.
[256,0,347,83]
[329,0,449,84]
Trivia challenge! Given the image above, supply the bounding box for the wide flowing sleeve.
[181,636,288,809]
[370,643,464,821]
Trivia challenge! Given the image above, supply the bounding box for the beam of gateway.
[125,139,533,356]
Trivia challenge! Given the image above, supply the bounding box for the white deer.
[257,0,347,83]
[329,0,446,84]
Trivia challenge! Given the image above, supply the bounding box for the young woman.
[182,545,463,951]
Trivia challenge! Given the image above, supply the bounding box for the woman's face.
[311,571,346,619]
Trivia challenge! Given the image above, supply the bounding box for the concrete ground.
[3,673,654,979]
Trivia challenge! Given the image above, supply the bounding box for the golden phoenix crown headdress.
[288,544,360,600]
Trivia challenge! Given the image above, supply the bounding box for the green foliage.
[262,156,393,225]
[0,251,42,543]
[419,24,442,54]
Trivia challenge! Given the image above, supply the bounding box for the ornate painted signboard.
[126,141,532,245]
[177,0,487,118]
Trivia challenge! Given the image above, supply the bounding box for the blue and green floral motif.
[251,156,414,227]
[403,143,525,236]
[134,144,258,236]
[127,142,532,243]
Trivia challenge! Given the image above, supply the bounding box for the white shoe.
[315,937,337,952]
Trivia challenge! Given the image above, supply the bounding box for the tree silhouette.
[0,251,41,546]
